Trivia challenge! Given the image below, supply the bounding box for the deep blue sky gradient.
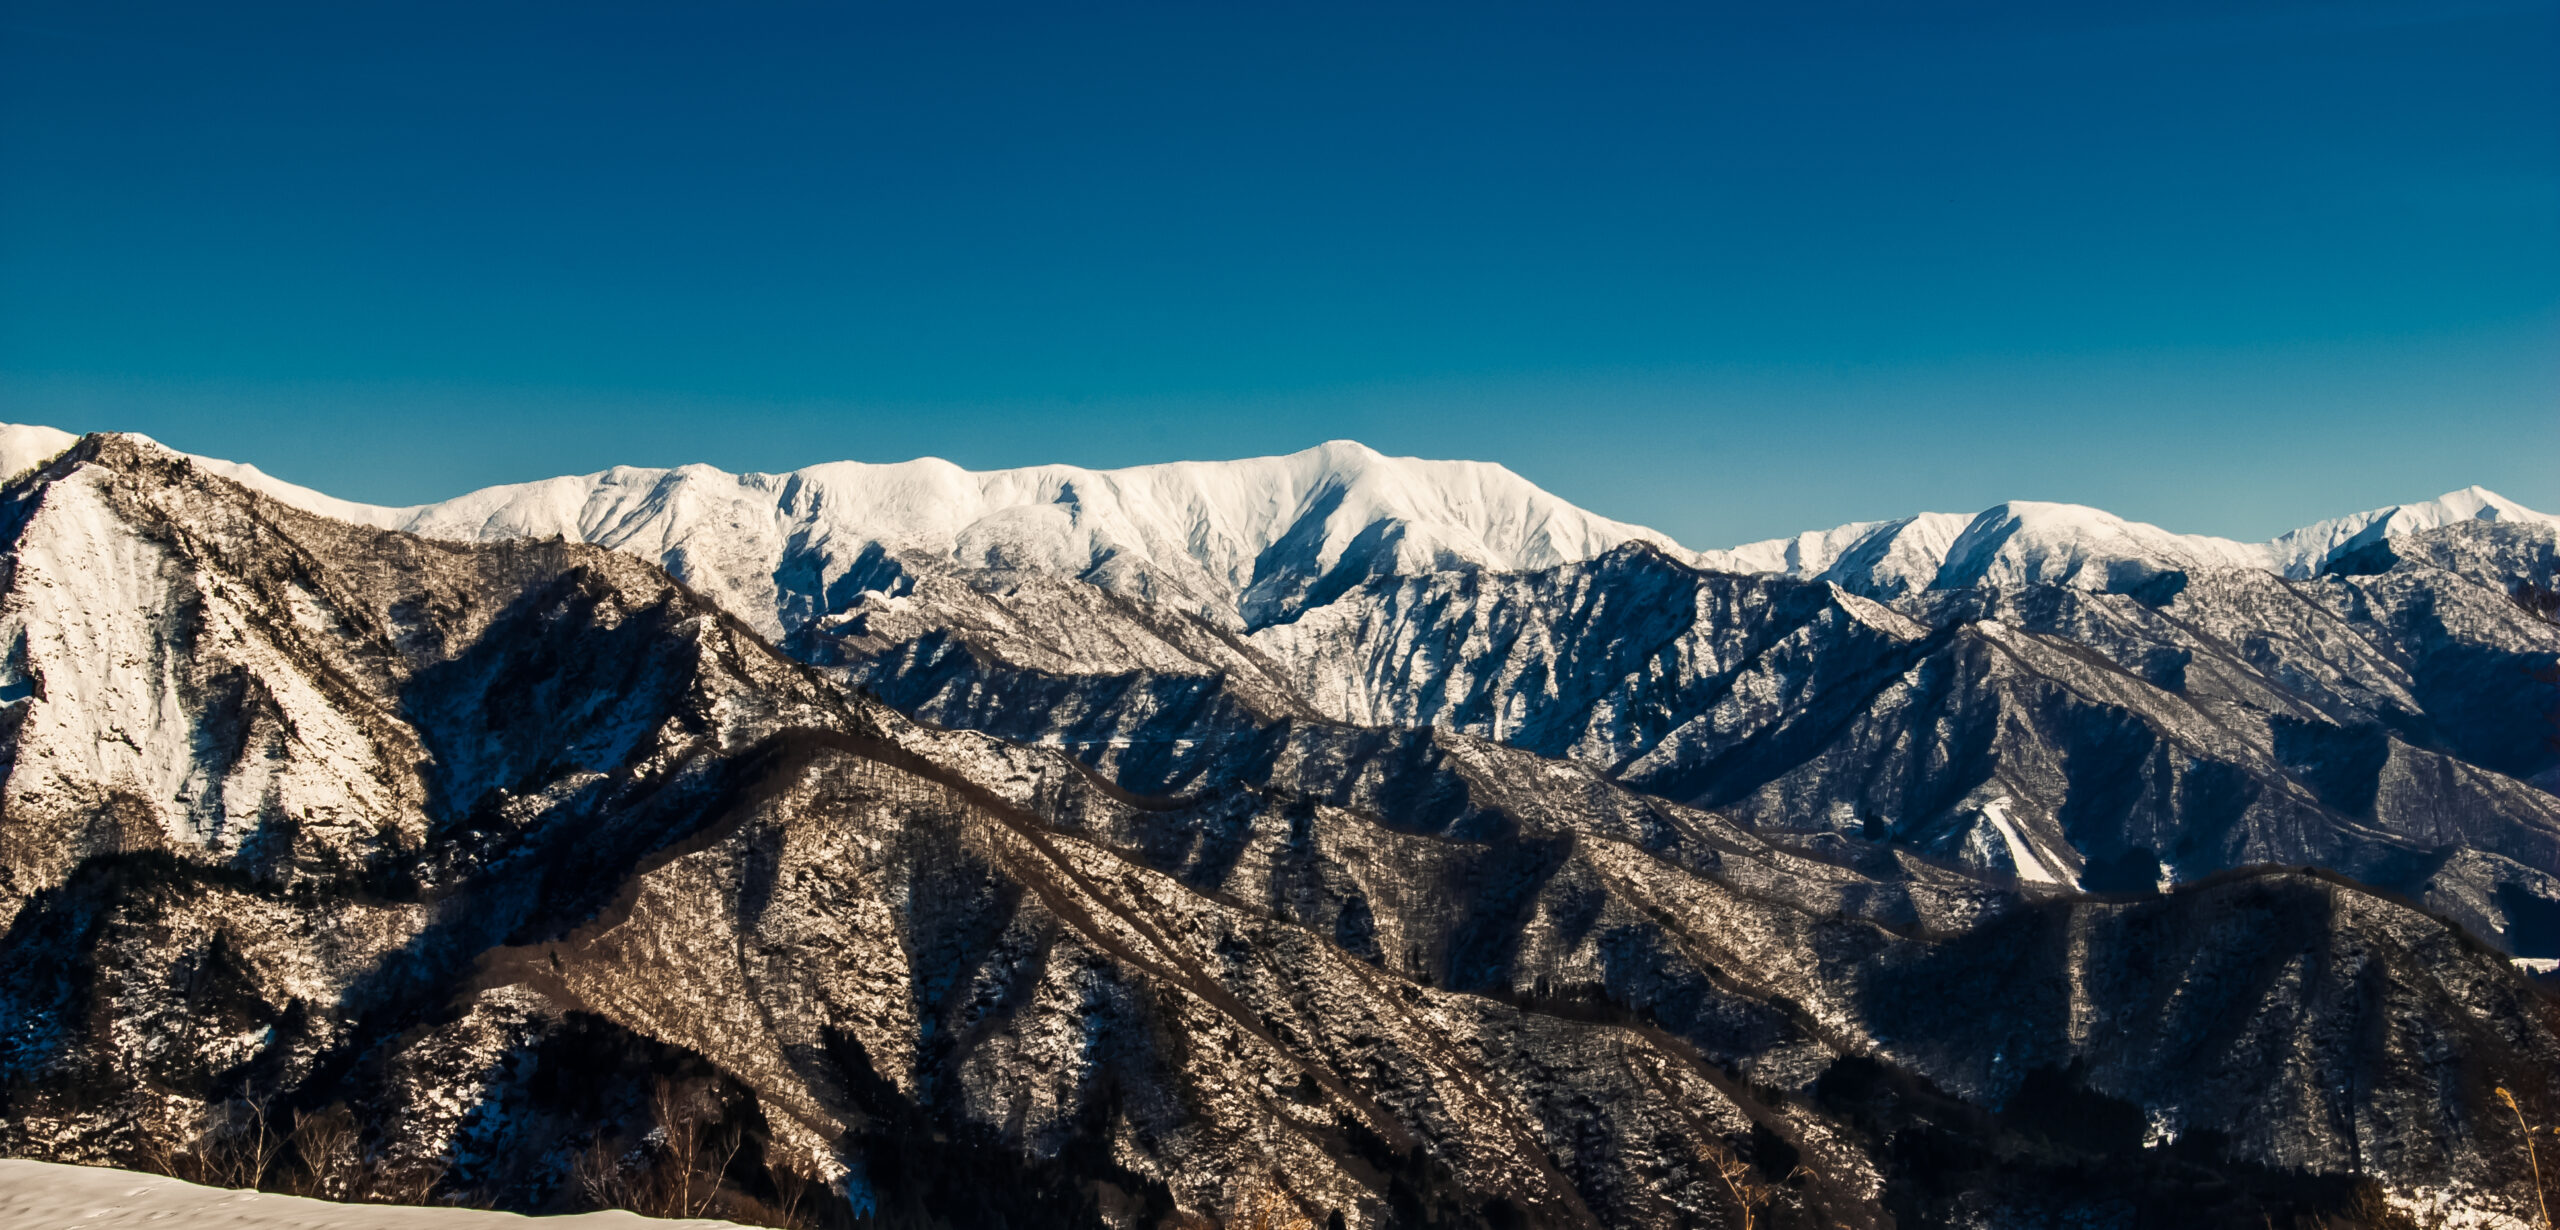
[3,0,2554,544]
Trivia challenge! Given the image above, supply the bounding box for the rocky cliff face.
[1,435,2556,1229]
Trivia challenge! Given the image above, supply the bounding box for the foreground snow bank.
[0,1159,744,1228]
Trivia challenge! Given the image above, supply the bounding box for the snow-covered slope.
[1689,511,1975,597]
[0,1159,741,1227]
[1694,502,2270,597]
[0,421,407,530]
[0,422,77,484]
[2267,484,2560,576]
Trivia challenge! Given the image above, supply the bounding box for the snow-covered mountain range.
[1695,485,2558,598]
[61,433,1686,632]
[4,421,2546,635]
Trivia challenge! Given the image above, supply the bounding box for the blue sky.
[2,0,2553,546]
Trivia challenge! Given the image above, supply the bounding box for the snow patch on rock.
[1979,797,2062,886]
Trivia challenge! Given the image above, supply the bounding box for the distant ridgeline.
[0,423,2555,1228]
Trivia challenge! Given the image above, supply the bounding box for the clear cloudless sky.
[2,0,2554,546]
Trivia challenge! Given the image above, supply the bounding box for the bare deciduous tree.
[764,1155,818,1230]
[288,1103,363,1199]
[156,1092,289,1191]
[572,1136,637,1211]
[627,1076,751,1221]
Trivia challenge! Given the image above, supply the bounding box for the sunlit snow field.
[0,1159,740,1228]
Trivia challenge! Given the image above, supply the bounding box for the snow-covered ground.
[0,1159,743,1228]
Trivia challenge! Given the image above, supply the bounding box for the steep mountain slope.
[814,532,2560,950]
[2,436,2556,1228]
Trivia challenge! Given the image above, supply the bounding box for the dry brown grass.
[1704,1135,1785,1230]
[2500,1086,2553,1230]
